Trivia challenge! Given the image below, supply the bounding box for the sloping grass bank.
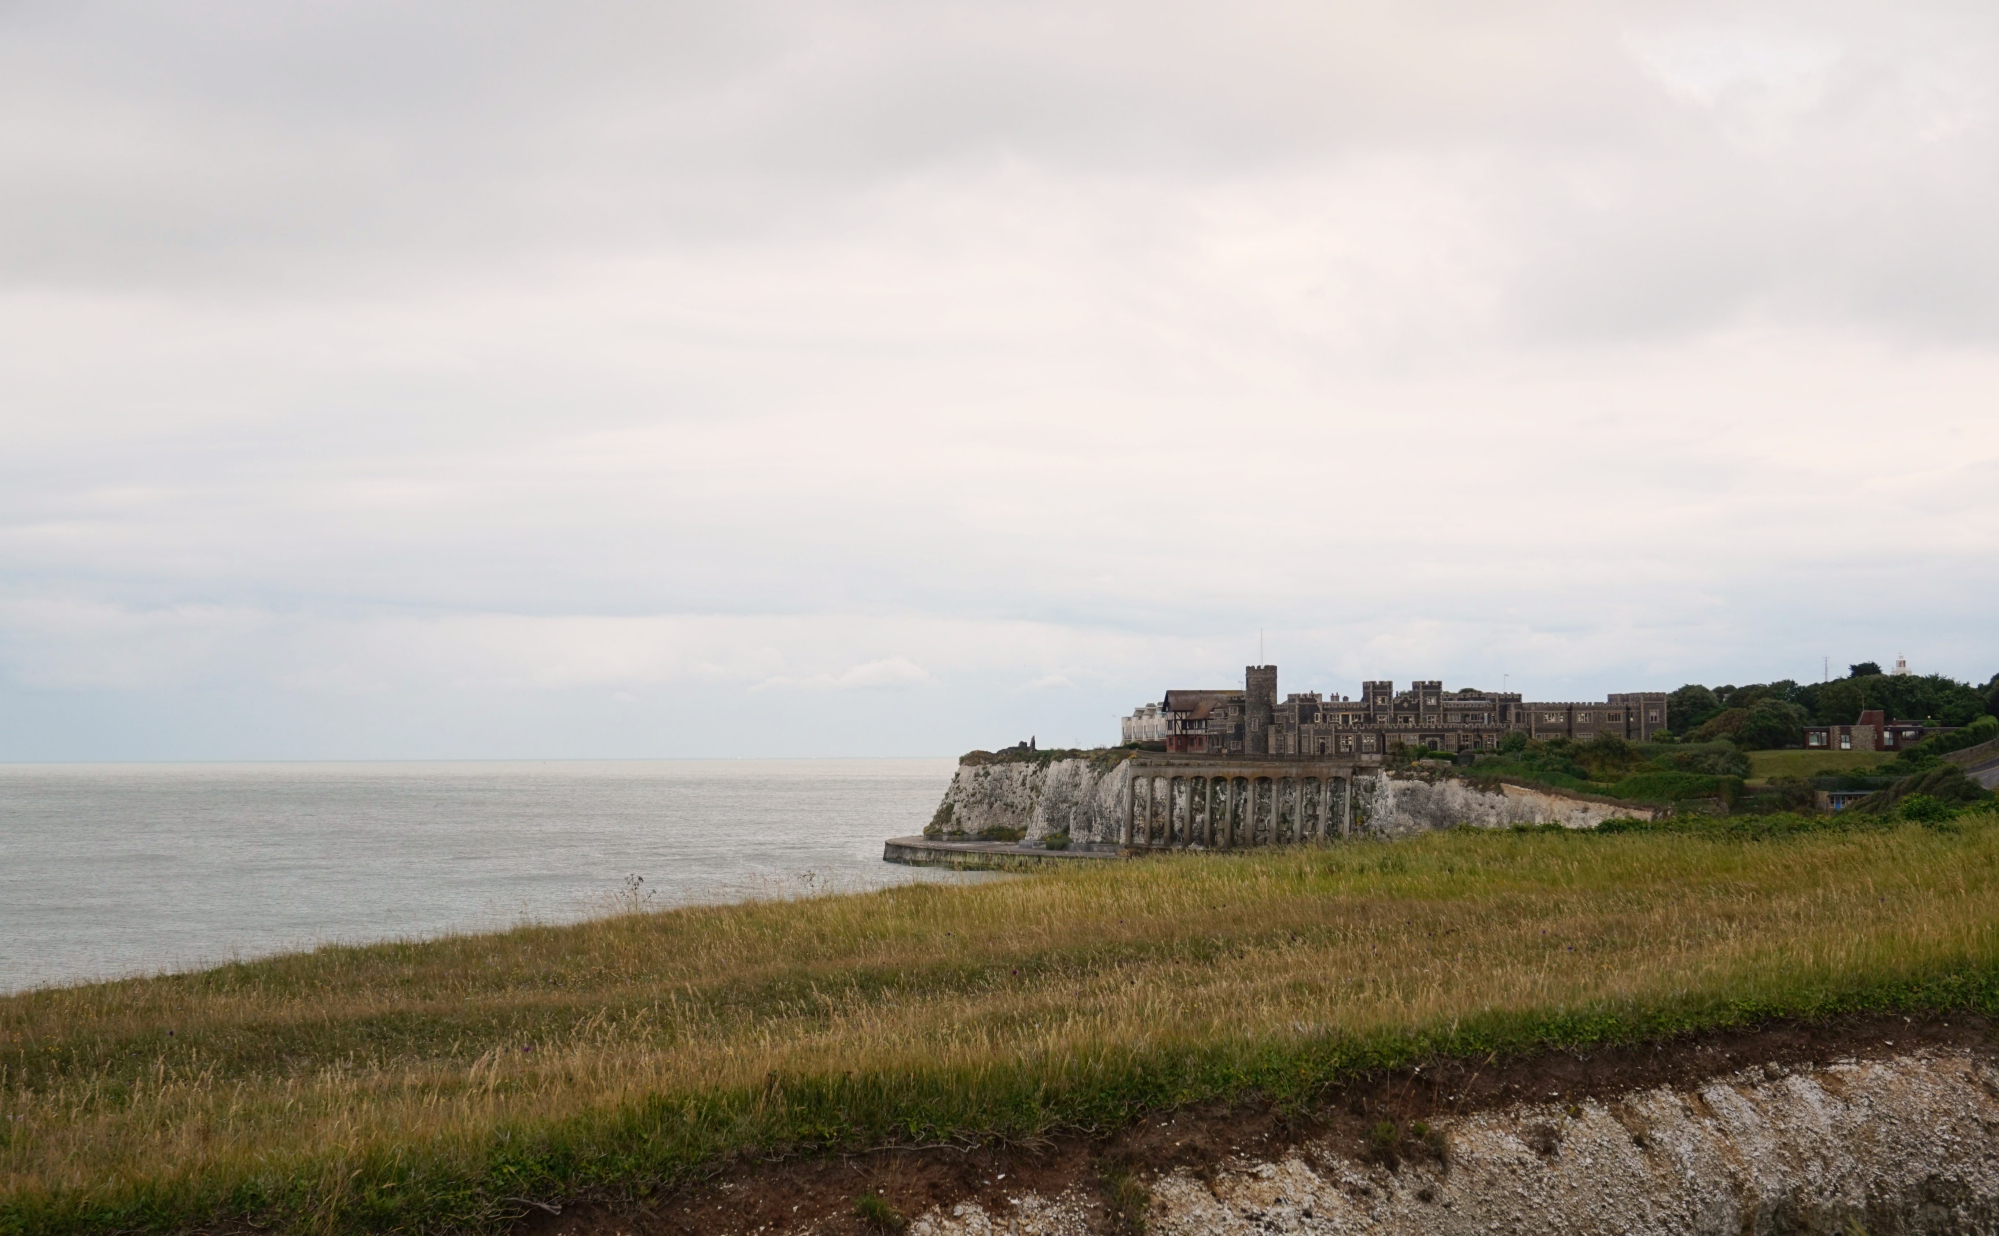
[6,813,1999,1235]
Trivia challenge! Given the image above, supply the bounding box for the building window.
[1840,734,1851,750]
[1808,733,1824,747]
[1884,733,1896,747]
[1578,713,1590,722]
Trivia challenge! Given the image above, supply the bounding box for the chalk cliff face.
[1355,770,1649,835]
[927,756,1654,846]
[933,756,1132,844]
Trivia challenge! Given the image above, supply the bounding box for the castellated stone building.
[1129,666,1667,758]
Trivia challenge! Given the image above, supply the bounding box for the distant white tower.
[1892,655,1910,676]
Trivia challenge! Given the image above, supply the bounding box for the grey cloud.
[4,1,1992,341]
[2,0,1997,758]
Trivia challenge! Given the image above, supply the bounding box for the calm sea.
[0,759,975,994]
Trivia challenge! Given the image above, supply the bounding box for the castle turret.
[1245,665,1277,754]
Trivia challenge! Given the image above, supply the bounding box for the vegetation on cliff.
[1447,723,1996,817]
[955,746,1134,770]
[1448,734,1751,807]
[7,810,1999,1235]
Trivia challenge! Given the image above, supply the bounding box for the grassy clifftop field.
[7,811,1999,1235]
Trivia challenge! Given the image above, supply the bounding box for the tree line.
[1664,663,1999,750]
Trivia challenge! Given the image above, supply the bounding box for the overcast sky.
[2,0,1996,760]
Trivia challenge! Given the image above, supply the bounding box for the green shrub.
[1667,684,1721,735]
[1367,1119,1401,1165]
[976,824,1027,843]
[1574,734,1647,780]
[1767,776,1818,812]
[1659,744,1752,778]
[1694,702,1807,750]
[1595,811,1870,840]
[1897,794,1957,825]
[1846,764,1995,816]
[1895,714,1999,768]
[1604,771,1727,803]
[854,1192,906,1233]
[1043,831,1071,851]
[1101,1164,1151,1235]
[960,746,1111,768]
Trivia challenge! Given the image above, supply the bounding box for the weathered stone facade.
[1146,666,1666,756]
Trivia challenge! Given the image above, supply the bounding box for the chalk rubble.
[905,1050,1999,1236]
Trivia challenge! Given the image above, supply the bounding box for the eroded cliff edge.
[528,1017,1999,1236]
[912,1045,1999,1236]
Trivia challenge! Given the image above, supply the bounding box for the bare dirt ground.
[518,1014,1997,1236]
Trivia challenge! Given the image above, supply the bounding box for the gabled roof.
[1162,689,1242,720]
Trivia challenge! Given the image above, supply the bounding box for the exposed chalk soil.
[523,1016,1999,1236]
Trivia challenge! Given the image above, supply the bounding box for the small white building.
[1120,701,1166,744]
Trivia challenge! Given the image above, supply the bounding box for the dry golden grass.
[5,813,1998,1233]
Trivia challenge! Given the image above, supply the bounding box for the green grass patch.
[6,812,1999,1235]
[1747,749,1885,782]
[1601,770,1729,802]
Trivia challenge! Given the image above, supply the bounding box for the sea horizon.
[0,757,981,994]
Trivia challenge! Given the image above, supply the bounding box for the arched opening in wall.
[1317,739,1327,755]
[1191,776,1207,847]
